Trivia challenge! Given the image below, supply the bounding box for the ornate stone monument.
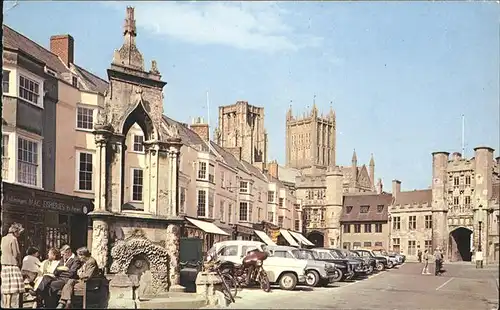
[89,6,184,293]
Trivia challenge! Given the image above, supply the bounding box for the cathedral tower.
[215,101,267,167]
[286,103,336,169]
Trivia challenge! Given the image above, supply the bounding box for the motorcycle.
[217,248,271,293]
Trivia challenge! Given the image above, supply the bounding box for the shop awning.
[289,230,315,246]
[254,230,277,246]
[186,218,230,236]
[280,229,299,247]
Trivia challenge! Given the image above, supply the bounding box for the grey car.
[267,246,339,287]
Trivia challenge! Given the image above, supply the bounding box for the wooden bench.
[19,274,108,309]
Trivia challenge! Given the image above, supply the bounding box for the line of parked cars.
[202,240,406,291]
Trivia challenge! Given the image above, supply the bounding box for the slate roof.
[162,115,205,147]
[393,189,432,206]
[208,142,244,170]
[3,25,69,74]
[341,193,393,222]
[3,25,108,95]
[73,64,109,94]
[241,161,267,182]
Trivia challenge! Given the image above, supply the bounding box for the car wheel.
[376,263,385,271]
[332,268,343,282]
[305,270,320,287]
[387,261,394,269]
[279,273,298,290]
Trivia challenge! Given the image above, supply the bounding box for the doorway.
[308,231,325,247]
[449,227,473,261]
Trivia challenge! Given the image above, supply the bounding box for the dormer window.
[360,205,370,213]
[44,66,57,77]
[346,206,353,214]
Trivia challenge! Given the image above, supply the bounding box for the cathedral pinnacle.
[369,153,375,166]
[352,149,357,164]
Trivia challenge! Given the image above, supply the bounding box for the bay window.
[17,137,39,186]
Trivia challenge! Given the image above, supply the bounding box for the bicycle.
[203,260,237,303]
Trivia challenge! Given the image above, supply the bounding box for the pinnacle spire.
[311,94,318,113]
[112,6,145,71]
[352,149,357,163]
[369,153,375,166]
[124,6,137,39]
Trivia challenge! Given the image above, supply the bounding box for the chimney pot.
[50,34,75,67]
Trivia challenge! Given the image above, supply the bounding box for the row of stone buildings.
[2,6,499,275]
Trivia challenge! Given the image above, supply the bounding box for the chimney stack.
[268,160,279,179]
[50,34,74,67]
[190,117,209,141]
[376,178,383,194]
[392,180,401,199]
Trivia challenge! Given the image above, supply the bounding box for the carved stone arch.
[119,93,158,141]
[110,233,171,293]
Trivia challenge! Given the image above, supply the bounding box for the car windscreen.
[298,250,317,260]
[348,251,360,257]
[329,250,341,259]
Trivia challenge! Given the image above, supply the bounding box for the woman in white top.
[21,247,41,283]
[33,248,60,291]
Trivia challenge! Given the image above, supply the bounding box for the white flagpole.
[461,114,465,156]
[207,90,210,141]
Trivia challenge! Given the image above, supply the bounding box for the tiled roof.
[3,25,108,95]
[278,166,301,184]
[393,189,432,206]
[209,141,247,172]
[341,193,392,222]
[73,64,108,94]
[3,25,69,74]
[162,115,205,148]
[241,161,267,182]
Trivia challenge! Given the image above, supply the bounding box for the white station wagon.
[208,240,307,290]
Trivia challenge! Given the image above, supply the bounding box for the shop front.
[1,182,93,256]
[233,224,255,241]
[181,217,231,261]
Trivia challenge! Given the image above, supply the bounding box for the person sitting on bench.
[21,247,41,285]
[36,245,81,307]
[56,247,99,309]
[33,247,61,292]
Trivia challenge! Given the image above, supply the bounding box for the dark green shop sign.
[4,193,87,214]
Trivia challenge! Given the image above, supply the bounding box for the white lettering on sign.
[4,194,84,213]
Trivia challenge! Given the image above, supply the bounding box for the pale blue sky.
[4,1,499,191]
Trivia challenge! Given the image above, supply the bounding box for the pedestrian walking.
[1,223,25,308]
[421,249,431,275]
[434,248,443,276]
[417,249,422,263]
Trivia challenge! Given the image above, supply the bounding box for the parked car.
[387,251,406,264]
[352,249,388,272]
[340,249,374,275]
[371,248,397,268]
[311,248,359,281]
[209,240,307,290]
[330,248,368,278]
[267,246,339,287]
